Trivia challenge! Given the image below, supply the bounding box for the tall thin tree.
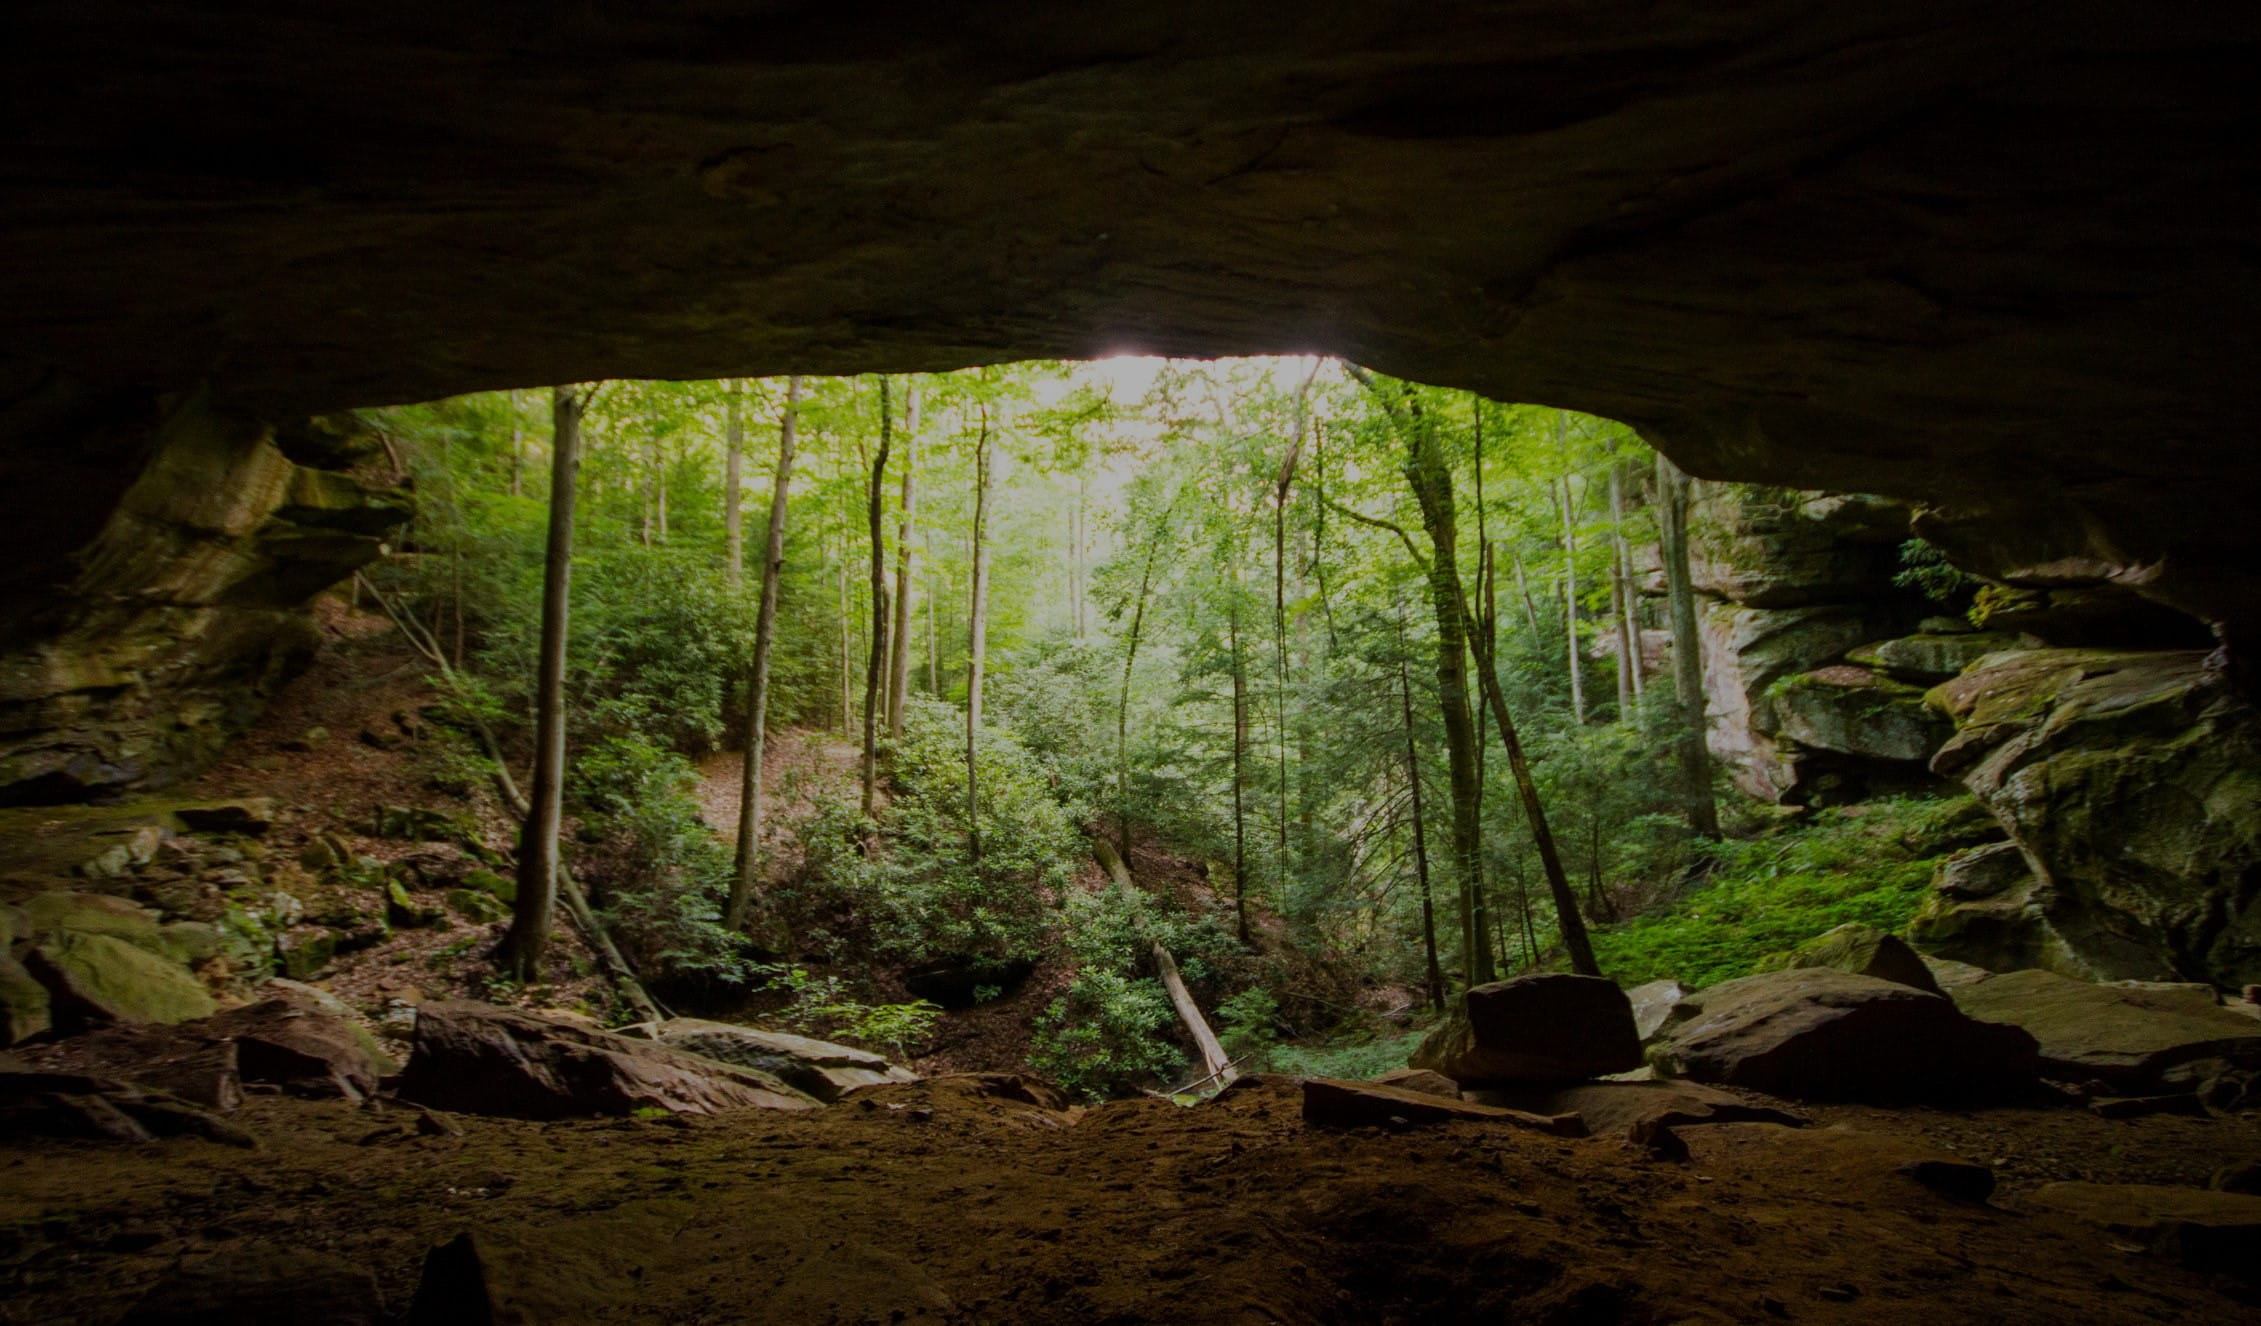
[964,395,995,859]
[886,383,919,734]
[1656,453,1720,837]
[1396,615,1445,1012]
[860,378,893,819]
[499,383,585,980]
[726,376,800,931]
[722,379,744,582]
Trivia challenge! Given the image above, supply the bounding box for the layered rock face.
[1681,481,1985,803]
[1918,649,2261,986]
[0,384,407,802]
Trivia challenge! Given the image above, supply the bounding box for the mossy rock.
[217,905,279,975]
[460,868,516,904]
[386,881,445,929]
[275,931,339,982]
[371,805,479,847]
[445,888,510,923]
[27,930,217,1027]
[1,952,53,1045]
[1754,922,1943,995]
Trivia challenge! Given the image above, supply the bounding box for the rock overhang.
[1,2,2258,643]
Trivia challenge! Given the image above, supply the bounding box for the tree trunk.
[1397,391,1495,988]
[964,398,993,859]
[1463,605,1603,976]
[1656,454,1721,838]
[507,389,523,498]
[1557,413,1586,724]
[1117,507,1169,867]
[1273,410,1302,902]
[726,376,799,931]
[1397,631,1445,1013]
[722,380,744,583]
[861,379,893,820]
[499,384,583,981]
[1153,942,1237,1091]
[925,526,938,694]
[1606,440,1641,716]
[1228,580,1250,945]
[887,384,918,735]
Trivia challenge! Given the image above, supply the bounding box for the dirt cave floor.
[4,1076,2260,1325]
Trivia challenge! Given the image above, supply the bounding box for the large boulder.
[1947,967,2261,1092]
[397,1001,822,1119]
[1649,968,2038,1102]
[1770,665,1953,765]
[25,930,215,1028]
[202,996,393,1101]
[1928,648,2261,986]
[1754,923,1943,995]
[618,1018,915,1102]
[1409,974,1642,1085]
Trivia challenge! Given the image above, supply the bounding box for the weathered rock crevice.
[0,388,407,803]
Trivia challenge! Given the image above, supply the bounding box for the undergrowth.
[1590,795,1984,989]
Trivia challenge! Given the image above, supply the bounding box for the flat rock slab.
[202,997,392,1101]
[398,1001,822,1119]
[1651,968,2038,1102]
[620,1017,916,1103]
[1410,973,1642,1085]
[1949,967,2261,1091]
[1466,1080,1808,1142]
[1368,1067,1461,1099]
[1301,1078,1585,1137]
[2022,1183,2261,1279]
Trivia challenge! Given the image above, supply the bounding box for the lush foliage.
[1589,796,1982,988]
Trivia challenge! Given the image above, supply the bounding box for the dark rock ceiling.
[4,2,2259,645]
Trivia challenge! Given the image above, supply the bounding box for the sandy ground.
[3,1077,2259,1324]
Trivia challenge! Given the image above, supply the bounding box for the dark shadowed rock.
[408,1230,621,1326]
[1755,923,1942,995]
[203,997,391,1101]
[1301,1078,1584,1137]
[1650,968,2038,1102]
[172,798,276,835]
[1368,1067,1461,1099]
[2023,1184,2261,1280]
[14,1025,242,1110]
[0,1067,255,1145]
[119,1246,384,1325]
[397,1000,821,1119]
[1409,974,1642,1085]
[1947,967,2261,1092]
[0,952,51,1046]
[619,1017,915,1102]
